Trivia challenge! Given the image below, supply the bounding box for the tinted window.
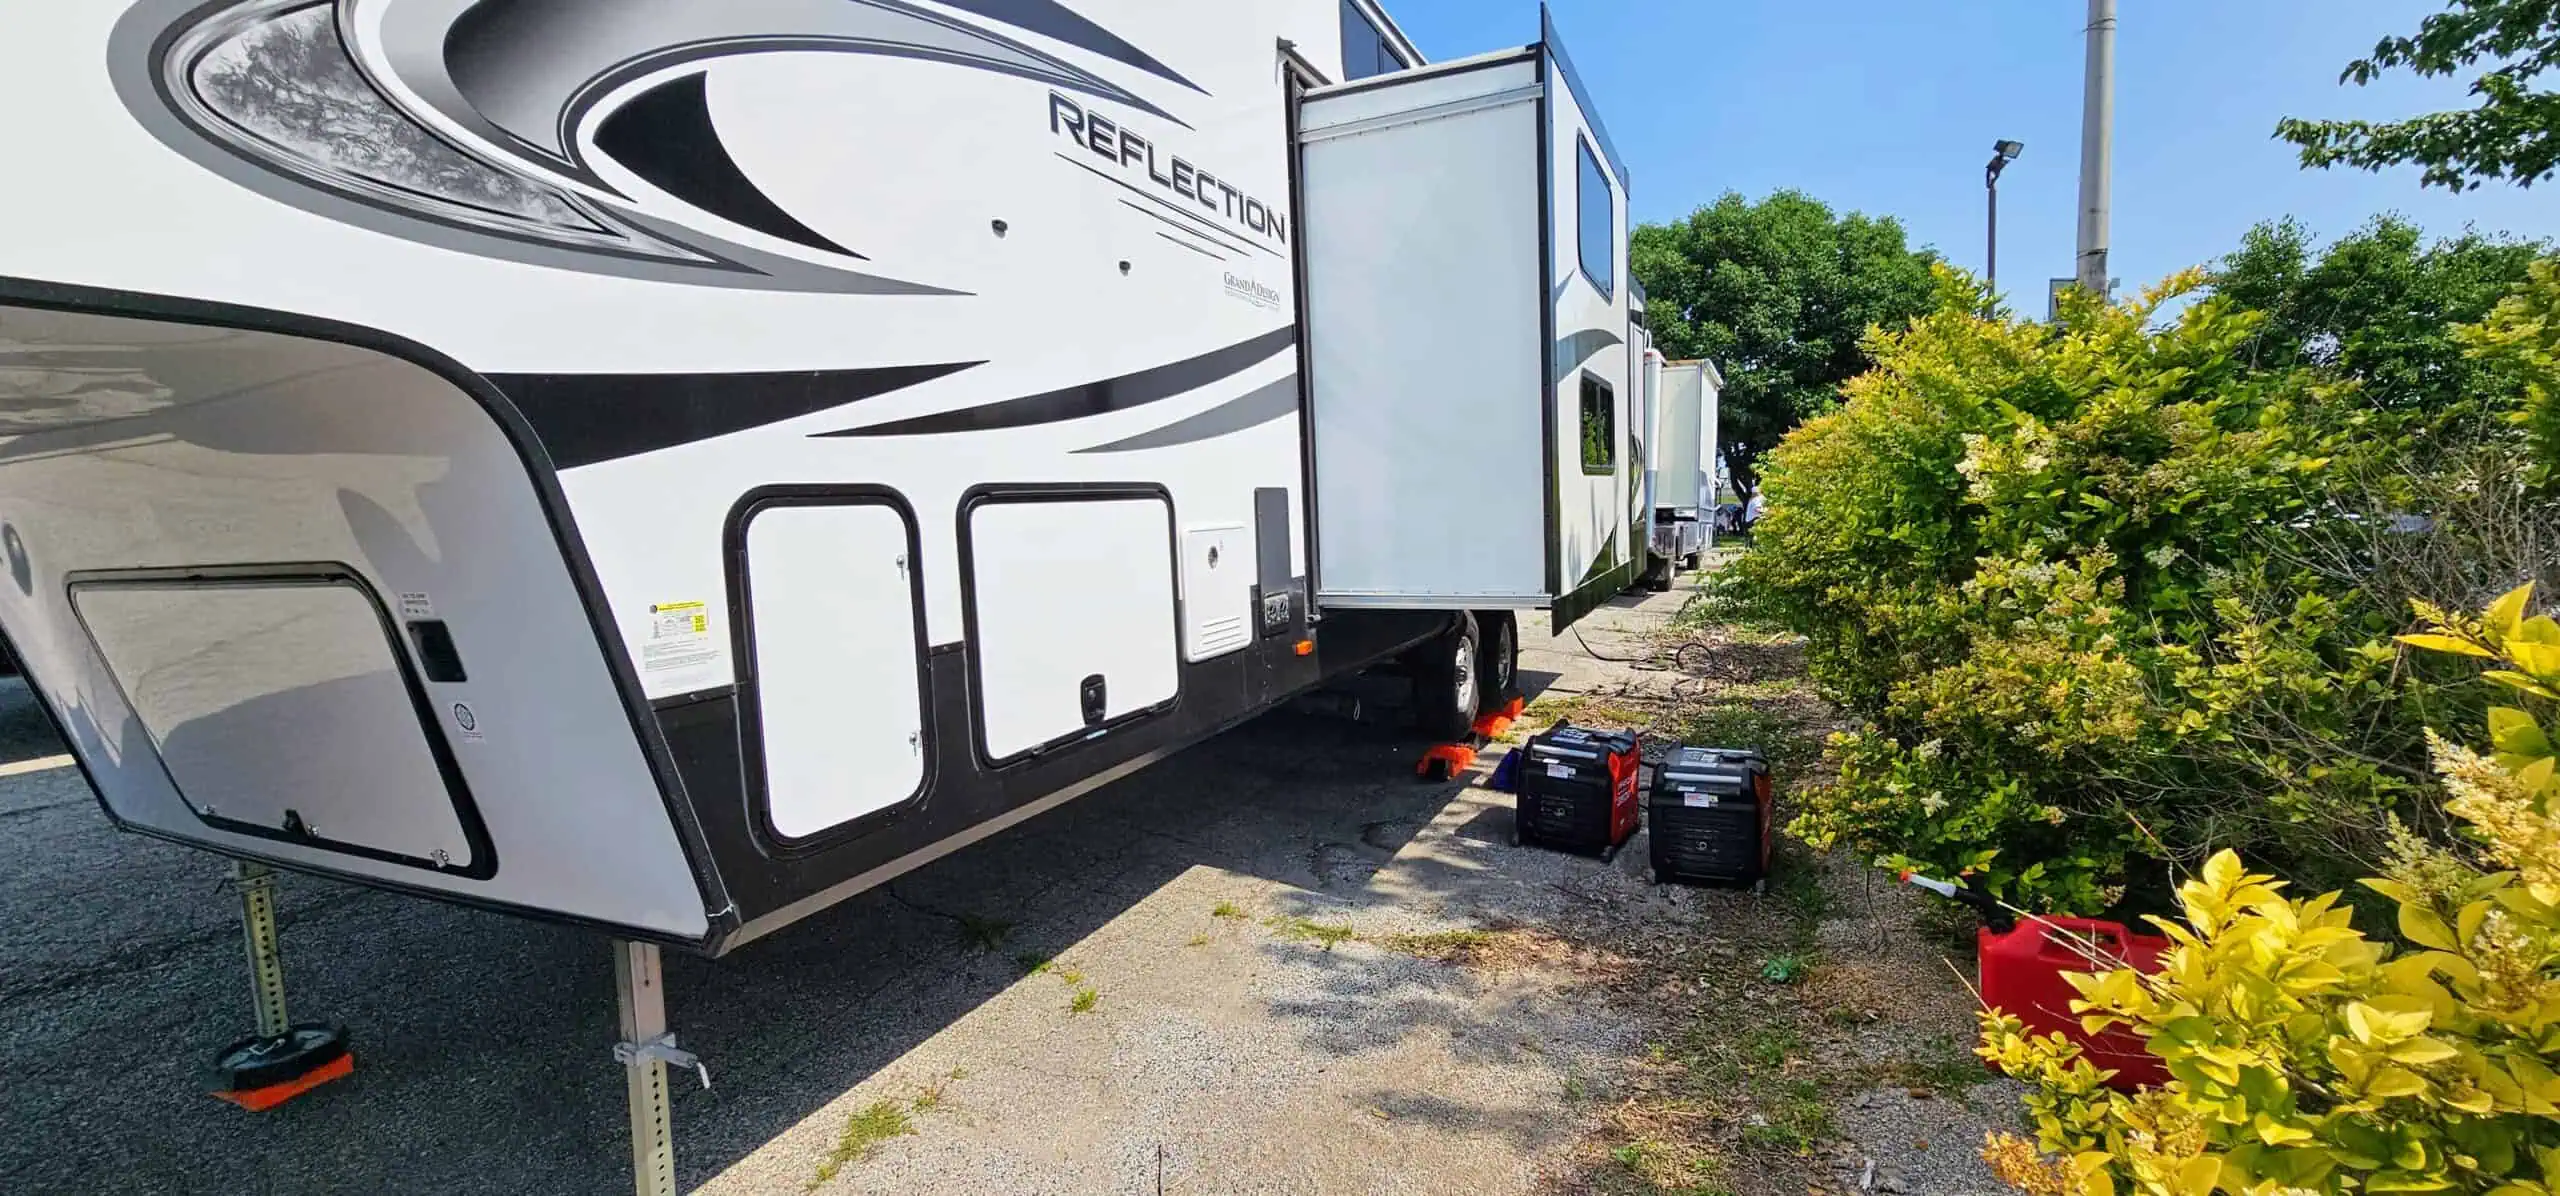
[1339,0,1405,81]
[1577,139,1614,299]
[1580,373,1615,475]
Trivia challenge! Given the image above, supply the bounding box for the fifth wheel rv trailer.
[0,0,1636,1188]
[1648,359,1724,580]
[1628,282,1661,592]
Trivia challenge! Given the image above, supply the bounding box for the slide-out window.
[1577,138,1615,299]
[1580,372,1615,475]
[1339,0,1408,81]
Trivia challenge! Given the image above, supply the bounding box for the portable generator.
[1646,747,1773,887]
[1512,725,1641,860]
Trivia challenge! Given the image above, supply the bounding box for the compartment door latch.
[1079,674,1107,726]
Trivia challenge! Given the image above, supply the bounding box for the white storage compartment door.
[741,501,927,842]
[966,493,1180,764]
[1300,55,1550,607]
[72,574,479,871]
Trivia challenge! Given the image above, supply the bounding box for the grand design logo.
[111,0,1209,294]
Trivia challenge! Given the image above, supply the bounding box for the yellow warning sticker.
[642,601,715,674]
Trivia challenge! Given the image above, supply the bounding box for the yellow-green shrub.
[1981,584,2560,1195]
[1730,257,2560,912]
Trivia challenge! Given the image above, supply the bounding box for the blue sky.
[1379,1,2559,307]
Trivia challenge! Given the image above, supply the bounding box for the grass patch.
[1767,850,1833,925]
[1058,967,1086,986]
[1183,933,1212,948]
[1737,1080,1834,1155]
[955,913,1011,952]
[1893,1035,1997,1094]
[1265,915,1357,951]
[811,1100,915,1185]
[1601,1134,1737,1196]
[1526,693,1654,731]
[1068,986,1099,1014]
[1757,953,1811,985]
[1378,928,1496,958]
[1674,703,1820,780]
[1211,900,1246,919]
[1741,1027,1800,1070]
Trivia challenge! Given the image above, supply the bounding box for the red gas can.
[1977,917,2170,1090]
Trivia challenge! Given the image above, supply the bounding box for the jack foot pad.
[213,1023,353,1111]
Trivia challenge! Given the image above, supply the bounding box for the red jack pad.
[212,1024,354,1111]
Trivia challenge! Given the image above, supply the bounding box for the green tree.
[1630,190,1938,486]
[2275,0,2560,191]
[2216,216,2548,409]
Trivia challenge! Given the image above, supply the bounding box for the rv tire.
[1473,611,1518,709]
[1406,612,1479,742]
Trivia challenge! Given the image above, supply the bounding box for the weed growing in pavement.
[1606,1135,1737,1196]
[811,1100,916,1186]
[1015,953,1052,976]
[1183,934,1212,948]
[1741,1027,1800,1070]
[1737,1079,1834,1155]
[1562,1075,1590,1102]
[1069,986,1099,1014]
[1892,1034,1997,1094]
[1377,928,1495,957]
[1210,900,1245,919]
[956,913,1011,952]
[1264,915,1356,950]
[1757,953,1810,985]
[1058,968,1087,986]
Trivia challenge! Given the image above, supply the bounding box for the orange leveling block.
[212,862,353,1110]
[1416,696,1528,782]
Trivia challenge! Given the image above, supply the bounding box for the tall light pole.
[2075,0,2116,297]
[1985,140,2023,294]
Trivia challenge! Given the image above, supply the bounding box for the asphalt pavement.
[0,598,1659,1196]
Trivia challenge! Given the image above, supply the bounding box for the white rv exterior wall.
[1653,359,1723,525]
[0,1,1346,694]
[1546,52,1634,591]
[1701,361,1726,537]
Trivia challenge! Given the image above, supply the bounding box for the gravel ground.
[0,588,2030,1195]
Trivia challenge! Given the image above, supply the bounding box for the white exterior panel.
[966,496,1180,763]
[74,580,476,868]
[1301,75,1547,603]
[1658,363,1707,513]
[744,504,926,841]
[1545,55,1634,595]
